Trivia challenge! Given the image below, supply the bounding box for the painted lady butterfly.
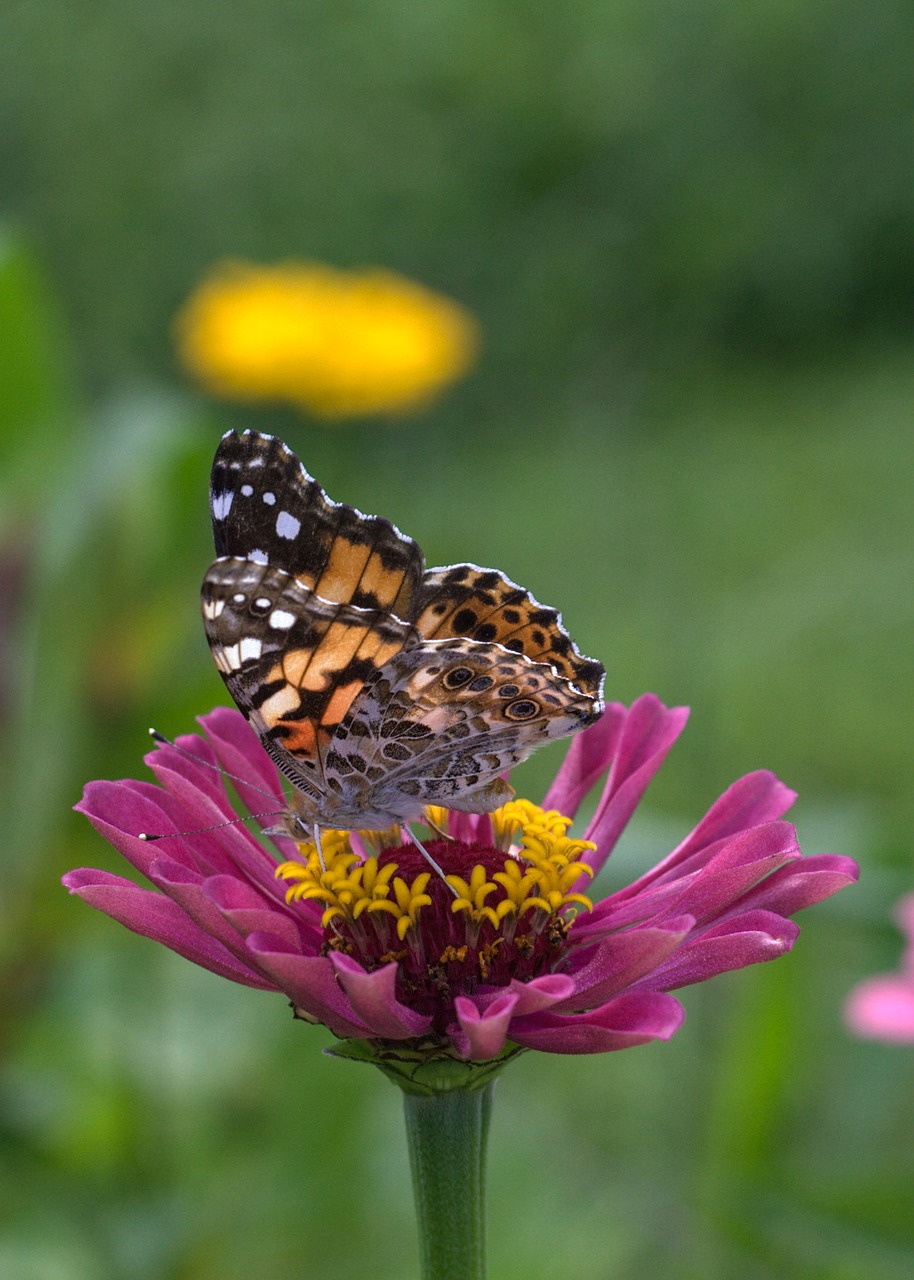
[201,431,604,839]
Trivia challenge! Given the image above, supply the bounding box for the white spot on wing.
[276,510,301,540]
[216,644,240,672]
[263,491,276,505]
[259,684,301,719]
[233,593,246,604]
[239,637,263,662]
[202,598,225,620]
[241,484,254,497]
[269,608,296,630]
[212,490,233,520]
[248,549,269,564]
[254,597,271,610]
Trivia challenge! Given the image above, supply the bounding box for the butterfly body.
[202,431,604,837]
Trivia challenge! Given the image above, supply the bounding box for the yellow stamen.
[276,828,355,886]
[274,797,594,948]
[490,798,575,850]
[447,864,503,930]
[368,872,433,939]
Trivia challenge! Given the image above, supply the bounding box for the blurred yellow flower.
[174,260,478,419]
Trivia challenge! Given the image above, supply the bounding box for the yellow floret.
[175,260,479,419]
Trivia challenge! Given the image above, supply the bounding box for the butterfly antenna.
[138,808,287,841]
[147,728,280,802]
[404,824,457,894]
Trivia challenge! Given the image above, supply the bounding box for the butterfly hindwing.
[331,638,599,815]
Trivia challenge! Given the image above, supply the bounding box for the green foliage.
[2,1,914,392]
[1,5,914,1277]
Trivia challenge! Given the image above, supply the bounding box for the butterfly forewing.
[203,430,605,833]
[202,556,419,795]
[210,430,425,617]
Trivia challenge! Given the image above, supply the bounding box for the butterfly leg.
[404,824,458,895]
[313,824,327,872]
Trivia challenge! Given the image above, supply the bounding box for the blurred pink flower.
[65,695,857,1061]
[845,895,914,1043]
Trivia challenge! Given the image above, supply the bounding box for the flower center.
[275,803,595,1032]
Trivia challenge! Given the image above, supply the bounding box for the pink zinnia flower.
[64,694,857,1061]
[845,895,914,1043]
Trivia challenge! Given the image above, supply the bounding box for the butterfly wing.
[203,431,605,830]
[210,430,425,617]
[412,564,604,699]
[331,638,601,817]
[201,557,419,798]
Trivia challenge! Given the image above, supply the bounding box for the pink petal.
[81,776,286,911]
[329,954,432,1039]
[76,780,204,877]
[582,695,690,876]
[646,821,800,921]
[732,853,859,918]
[542,704,628,818]
[508,990,685,1054]
[145,733,233,810]
[244,933,372,1038]
[143,753,281,889]
[611,788,799,904]
[466,975,575,1016]
[62,869,276,989]
[144,856,283,968]
[200,706,284,799]
[648,910,799,988]
[200,709,295,853]
[580,821,801,938]
[845,976,914,1043]
[562,918,694,1007]
[507,975,576,1014]
[452,993,519,1060]
[447,811,494,845]
[203,874,322,951]
[142,752,276,875]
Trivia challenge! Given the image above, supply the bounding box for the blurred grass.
[2,2,914,1277]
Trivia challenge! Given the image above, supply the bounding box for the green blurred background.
[2,3,913,1277]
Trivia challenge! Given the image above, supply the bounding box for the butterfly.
[201,430,605,840]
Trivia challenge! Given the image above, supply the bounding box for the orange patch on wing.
[413,601,467,640]
[276,718,319,757]
[318,620,374,671]
[275,650,318,689]
[279,622,390,695]
[344,624,403,669]
[314,536,373,603]
[321,678,365,727]
[370,636,405,667]
[359,551,413,612]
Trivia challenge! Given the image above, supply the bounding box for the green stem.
[326,1039,523,1279]
[402,1082,494,1280]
